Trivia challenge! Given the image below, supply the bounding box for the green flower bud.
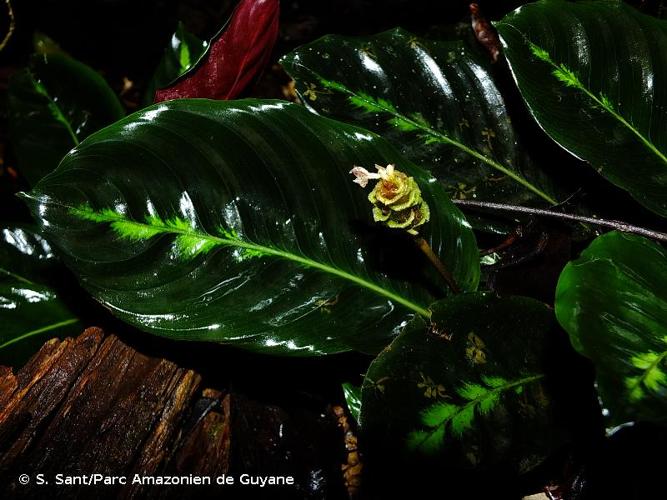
[350,164,430,235]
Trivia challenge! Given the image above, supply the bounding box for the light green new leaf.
[22,99,479,356]
[281,28,560,207]
[497,0,667,217]
[556,231,667,425]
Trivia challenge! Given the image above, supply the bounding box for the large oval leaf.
[22,99,479,356]
[555,231,667,425]
[281,28,559,206]
[360,293,585,479]
[8,53,125,185]
[497,0,667,217]
[0,226,81,366]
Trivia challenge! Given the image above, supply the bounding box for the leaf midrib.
[292,64,558,205]
[0,266,35,286]
[0,266,79,351]
[344,87,558,204]
[67,203,432,319]
[628,348,667,394]
[413,373,544,450]
[0,318,79,351]
[28,69,80,147]
[505,25,667,168]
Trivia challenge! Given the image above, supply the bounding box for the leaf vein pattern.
[69,204,431,318]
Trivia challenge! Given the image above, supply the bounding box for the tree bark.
[0,328,347,499]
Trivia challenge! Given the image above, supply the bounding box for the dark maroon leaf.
[154,0,280,102]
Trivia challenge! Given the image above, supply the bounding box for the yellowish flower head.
[350,164,430,235]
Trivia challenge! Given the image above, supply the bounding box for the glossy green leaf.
[144,22,208,105]
[8,53,125,185]
[22,99,479,356]
[361,293,574,473]
[0,226,81,366]
[342,382,362,422]
[497,0,667,217]
[555,231,667,425]
[282,29,559,206]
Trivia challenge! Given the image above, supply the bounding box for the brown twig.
[0,0,15,52]
[479,225,522,256]
[453,199,667,243]
[415,237,461,294]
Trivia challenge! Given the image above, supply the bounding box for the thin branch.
[453,199,667,243]
[0,0,15,52]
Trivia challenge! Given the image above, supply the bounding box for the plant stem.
[453,200,667,243]
[415,237,461,294]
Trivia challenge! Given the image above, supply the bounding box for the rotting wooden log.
[0,327,347,499]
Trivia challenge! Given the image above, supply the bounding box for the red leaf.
[155,0,280,102]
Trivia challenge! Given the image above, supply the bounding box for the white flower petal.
[350,166,372,188]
